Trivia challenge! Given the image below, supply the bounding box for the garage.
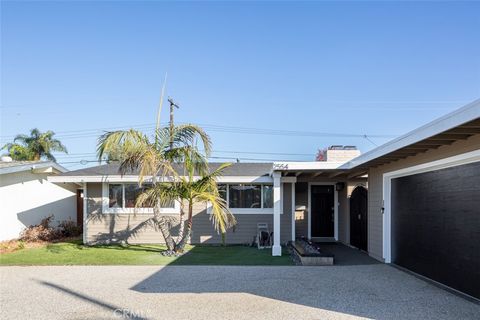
[333,101,480,300]
[390,161,480,299]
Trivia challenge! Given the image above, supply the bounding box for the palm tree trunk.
[176,204,185,243]
[176,202,193,253]
[153,205,176,252]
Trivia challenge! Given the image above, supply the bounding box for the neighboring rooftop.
[0,160,67,175]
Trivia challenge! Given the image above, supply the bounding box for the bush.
[58,219,82,237]
[19,215,82,242]
[19,215,61,242]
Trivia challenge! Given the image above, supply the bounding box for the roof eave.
[341,98,480,169]
[0,161,68,175]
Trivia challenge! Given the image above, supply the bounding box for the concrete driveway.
[0,265,478,320]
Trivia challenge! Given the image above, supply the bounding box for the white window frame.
[102,183,180,215]
[210,183,276,214]
[382,149,480,263]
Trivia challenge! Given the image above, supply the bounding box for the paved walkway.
[1,265,478,320]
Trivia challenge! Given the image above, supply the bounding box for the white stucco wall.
[0,170,77,241]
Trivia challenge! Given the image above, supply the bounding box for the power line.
[57,155,303,166]
[0,122,397,140]
[53,149,316,159]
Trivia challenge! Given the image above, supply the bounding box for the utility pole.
[168,97,180,149]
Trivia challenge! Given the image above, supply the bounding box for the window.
[104,183,177,213]
[229,184,261,208]
[217,184,273,209]
[125,184,150,208]
[109,184,123,208]
[262,185,273,208]
[218,184,227,201]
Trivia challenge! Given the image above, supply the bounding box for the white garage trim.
[382,149,480,263]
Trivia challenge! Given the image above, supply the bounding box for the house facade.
[48,99,480,299]
[48,151,366,248]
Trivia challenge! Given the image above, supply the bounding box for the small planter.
[290,239,334,266]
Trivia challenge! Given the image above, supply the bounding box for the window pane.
[218,184,227,201]
[262,185,273,208]
[125,184,143,208]
[229,184,261,208]
[161,198,175,209]
[109,184,123,208]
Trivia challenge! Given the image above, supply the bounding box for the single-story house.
[0,160,78,241]
[48,99,480,299]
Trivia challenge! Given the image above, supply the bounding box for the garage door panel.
[391,161,480,299]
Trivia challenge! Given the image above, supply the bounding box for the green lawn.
[0,240,293,266]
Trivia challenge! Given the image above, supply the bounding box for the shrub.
[19,215,61,242]
[19,215,82,243]
[17,241,25,250]
[58,219,82,237]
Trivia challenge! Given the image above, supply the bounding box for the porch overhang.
[270,161,360,179]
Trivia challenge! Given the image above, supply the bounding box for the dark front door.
[76,189,84,227]
[311,185,334,237]
[350,186,368,251]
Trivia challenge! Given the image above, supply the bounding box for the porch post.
[272,172,282,256]
[291,182,295,241]
[83,182,87,245]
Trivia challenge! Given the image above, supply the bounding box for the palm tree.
[1,128,67,161]
[136,151,236,253]
[97,124,236,253]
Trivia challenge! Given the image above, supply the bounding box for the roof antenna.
[155,72,168,146]
[363,134,378,147]
[168,97,180,149]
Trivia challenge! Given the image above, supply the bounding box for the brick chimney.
[326,146,361,163]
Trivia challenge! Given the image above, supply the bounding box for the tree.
[137,157,236,253]
[1,128,68,161]
[315,147,327,161]
[97,125,236,254]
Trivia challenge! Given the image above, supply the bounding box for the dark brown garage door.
[391,161,480,299]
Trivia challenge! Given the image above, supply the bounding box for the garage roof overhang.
[271,99,480,178]
[341,99,480,171]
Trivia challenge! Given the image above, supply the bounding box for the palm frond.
[196,192,236,234]
[193,162,232,191]
[135,183,180,209]
[97,129,149,162]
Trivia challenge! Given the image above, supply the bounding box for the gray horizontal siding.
[85,182,293,245]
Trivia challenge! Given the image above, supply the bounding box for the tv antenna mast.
[168,97,180,149]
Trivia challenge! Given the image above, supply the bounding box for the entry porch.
[271,162,368,256]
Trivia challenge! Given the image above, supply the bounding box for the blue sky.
[1,1,479,169]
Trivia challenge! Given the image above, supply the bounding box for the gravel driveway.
[1,265,478,320]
